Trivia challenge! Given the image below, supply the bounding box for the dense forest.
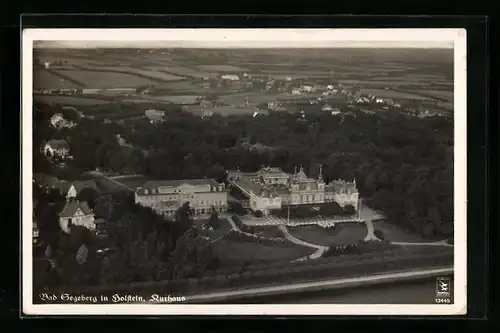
[34,101,453,240]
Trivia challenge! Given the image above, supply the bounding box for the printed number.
[435,298,451,304]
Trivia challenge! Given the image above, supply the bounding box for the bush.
[254,210,263,218]
[373,229,385,240]
[342,204,356,216]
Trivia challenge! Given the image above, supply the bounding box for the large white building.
[229,166,359,216]
[135,179,228,218]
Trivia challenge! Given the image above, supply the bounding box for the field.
[211,239,313,266]
[34,95,113,105]
[146,66,219,78]
[372,220,437,242]
[412,90,454,102]
[197,65,248,72]
[288,223,367,247]
[149,95,201,104]
[52,70,157,88]
[358,88,434,101]
[77,66,185,81]
[34,70,81,89]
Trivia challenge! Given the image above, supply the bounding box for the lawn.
[211,239,313,266]
[251,226,285,238]
[372,220,435,243]
[111,175,148,190]
[34,95,113,105]
[34,69,81,89]
[204,218,233,241]
[52,70,156,88]
[288,223,367,247]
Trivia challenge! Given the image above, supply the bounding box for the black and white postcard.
[22,28,467,315]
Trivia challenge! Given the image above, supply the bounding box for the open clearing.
[288,223,367,247]
[53,70,157,88]
[34,70,81,89]
[211,239,313,266]
[372,220,436,242]
[111,175,148,190]
[34,95,113,105]
[197,65,248,72]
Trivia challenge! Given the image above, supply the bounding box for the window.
[300,195,303,202]
[312,195,315,201]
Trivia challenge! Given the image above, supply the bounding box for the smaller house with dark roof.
[58,199,95,234]
[43,139,70,158]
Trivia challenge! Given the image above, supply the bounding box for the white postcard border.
[22,28,467,316]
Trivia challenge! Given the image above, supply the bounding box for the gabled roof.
[70,180,99,193]
[59,200,94,218]
[136,179,221,195]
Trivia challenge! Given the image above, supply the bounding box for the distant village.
[34,70,452,122]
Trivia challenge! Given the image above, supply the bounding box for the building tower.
[236,166,241,180]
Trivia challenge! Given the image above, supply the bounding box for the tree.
[168,228,213,280]
[175,202,194,238]
[75,244,89,265]
[208,208,220,229]
[343,204,356,216]
[77,187,99,209]
[320,202,342,216]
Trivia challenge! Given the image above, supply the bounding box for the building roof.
[51,113,64,120]
[136,179,221,195]
[69,180,100,194]
[257,166,290,179]
[59,200,94,218]
[326,180,358,194]
[46,139,69,150]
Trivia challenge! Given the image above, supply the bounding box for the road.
[184,267,453,304]
[236,277,449,304]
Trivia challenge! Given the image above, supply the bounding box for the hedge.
[52,248,453,297]
[224,229,286,246]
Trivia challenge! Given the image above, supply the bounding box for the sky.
[28,29,457,49]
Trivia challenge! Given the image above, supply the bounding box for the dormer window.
[152,189,157,194]
[144,189,149,194]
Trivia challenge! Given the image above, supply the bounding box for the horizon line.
[26,29,458,49]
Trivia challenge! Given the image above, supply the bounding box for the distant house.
[301,85,314,92]
[221,74,240,81]
[44,139,70,158]
[201,109,214,118]
[322,104,333,112]
[58,199,95,234]
[291,89,301,96]
[145,109,165,123]
[331,108,341,115]
[50,113,64,127]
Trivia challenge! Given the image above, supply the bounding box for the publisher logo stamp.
[435,276,451,303]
